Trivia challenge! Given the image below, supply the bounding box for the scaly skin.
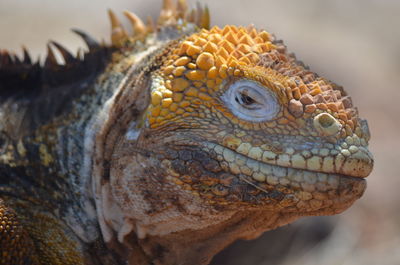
[145,25,372,208]
[0,1,373,265]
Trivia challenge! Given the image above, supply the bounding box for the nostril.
[313,113,342,136]
[318,113,335,128]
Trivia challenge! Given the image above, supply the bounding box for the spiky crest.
[109,0,210,46]
[0,0,210,99]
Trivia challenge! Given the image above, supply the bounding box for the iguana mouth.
[202,142,367,202]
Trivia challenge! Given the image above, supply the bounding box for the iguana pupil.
[237,90,257,106]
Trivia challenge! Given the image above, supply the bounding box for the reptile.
[0,1,374,264]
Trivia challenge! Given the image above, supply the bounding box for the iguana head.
[93,1,373,263]
[142,24,373,209]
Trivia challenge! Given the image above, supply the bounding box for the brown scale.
[258,41,359,136]
[0,199,39,265]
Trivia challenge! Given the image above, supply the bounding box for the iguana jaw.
[201,141,367,213]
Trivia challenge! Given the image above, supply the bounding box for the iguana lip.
[203,142,368,193]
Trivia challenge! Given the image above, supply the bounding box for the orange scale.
[219,65,228,78]
[194,37,208,47]
[347,120,355,131]
[215,56,227,67]
[278,118,290,125]
[216,47,230,60]
[193,81,204,88]
[251,45,263,54]
[220,40,235,54]
[299,84,308,94]
[259,31,271,41]
[310,87,322,96]
[287,79,297,89]
[238,56,251,65]
[248,28,258,38]
[236,29,246,39]
[196,52,215,70]
[338,112,348,122]
[210,26,221,34]
[149,117,156,124]
[187,63,196,69]
[327,102,339,112]
[199,87,208,93]
[199,31,210,39]
[191,98,202,105]
[239,34,255,46]
[232,50,245,60]
[186,45,202,56]
[230,26,239,33]
[198,92,212,101]
[163,65,175,75]
[316,103,328,110]
[225,32,239,46]
[304,104,317,113]
[286,113,297,122]
[245,53,260,64]
[237,43,252,54]
[285,87,294,101]
[178,41,191,55]
[336,102,344,110]
[208,34,223,44]
[185,70,206,81]
[255,43,269,53]
[222,25,232,36]
[169,103,179,112]
[233,69,242,76]
[204,42,218,53]
[345,110,353,120]
[292,88,301,100]
[176,108,185,115]
[206,66,218,79]
[172,66,186,77]
[253,37,264,44]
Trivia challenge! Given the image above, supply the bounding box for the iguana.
[0,1,374,264]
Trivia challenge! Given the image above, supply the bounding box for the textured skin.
[0,1,373,264]
[0,199,38,265]
[144,25,372,208]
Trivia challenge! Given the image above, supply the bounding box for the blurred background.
[1,0,399,264]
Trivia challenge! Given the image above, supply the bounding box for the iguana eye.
[221,80,280,122]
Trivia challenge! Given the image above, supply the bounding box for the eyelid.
[221,79,280,122]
